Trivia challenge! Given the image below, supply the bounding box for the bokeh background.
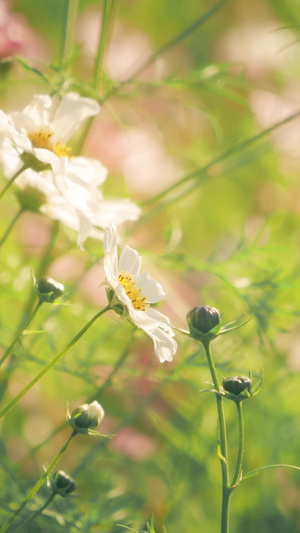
[0,0,300,531]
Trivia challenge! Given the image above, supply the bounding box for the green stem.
[59,0,79,71]
[231,402,244,488]
[0,165,28,201]
[203,340,231,533]
[93,0,116,91]
[0,432,76,532]
[0,208,23,248]
[0,306,110,420]
[13,493,55,532]
[0,300,43,367]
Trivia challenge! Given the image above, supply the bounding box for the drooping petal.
[147,327,177,362]
[52,93,100,144]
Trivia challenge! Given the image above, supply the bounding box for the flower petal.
[119,245,141,277]
[135,272,165,303]
[147,327,177,362]
[52,93,100,144]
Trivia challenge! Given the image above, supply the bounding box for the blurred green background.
[0,0,300,531]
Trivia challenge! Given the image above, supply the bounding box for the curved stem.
[0,306,110,420]
[0,300,43,367]
[59,0,79,71]
[231,402,244,488]
[203,340,230,533]
[0,164,28,201]
[0,432,76,532]
[0,207,23,248]
[13,493,55,532]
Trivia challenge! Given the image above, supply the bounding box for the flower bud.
[36,277,64,303]
[50,470,76,497]
[187,305,220,335]
[223,375,252,396]
[69,401,105,431]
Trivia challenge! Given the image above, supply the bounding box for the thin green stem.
[0,432,76,532]
[0,207,23,248]
[0,165,27,201]
[102,0,226,102]
[13,493,55,532]
[203,340,231,533]
[141,109,300,209]
[0,306,110,420]
[231,402,244,488]
[93,0,116,92]
[0,300,43,367]
[59,0,79,71]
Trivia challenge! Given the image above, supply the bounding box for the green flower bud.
[223,376,252,396]
[50,470,76,497]
[36,277,64,303]
[69,401,105,431]
[187,305,220,339]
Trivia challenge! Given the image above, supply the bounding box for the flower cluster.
[0,92,140,247]
[0,91,177,362]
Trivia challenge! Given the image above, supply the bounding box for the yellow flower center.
[118,271,149,311]
[29,130,70,157]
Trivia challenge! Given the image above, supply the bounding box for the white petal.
[89,199,141,226]
[147,328,177,362]
[21,94,53,129]
[103,225,118,254]
[119,245,141,277]
[52,93,100,144]
[65,157,108,187]
[135,272,165,303]
[32,147,63,175]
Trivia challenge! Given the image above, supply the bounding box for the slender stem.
[231,402,244,488]
[203,340,231,533]
[0,300,43,367]
[13,493,55,532]
[93,0,116,91]
[0,208,23,248]
[0,432,76,532]
[59,0,79,71]
[0,165,27,201]
[0,306,110,420]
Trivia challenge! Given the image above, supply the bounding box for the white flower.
[0,93,141,247]
[0,92,101,180]
[103,225,177,363]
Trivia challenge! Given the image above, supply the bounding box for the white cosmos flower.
[0,93,141,247]
[0,92,101,180]
[103,225,177,363]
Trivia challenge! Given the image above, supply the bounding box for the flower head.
[103,225,177,363]
[68,400,105,435]
[0,93,141,247]
[50,471,76,497]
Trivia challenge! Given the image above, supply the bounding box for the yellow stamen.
[118,271,149,311]
[29,130,70,157]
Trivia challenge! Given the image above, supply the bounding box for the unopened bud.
[50,470,76,497]
[223,376,252,396]
[36,277,64,303]
[187,305,220,335]
[70,401,105,431]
